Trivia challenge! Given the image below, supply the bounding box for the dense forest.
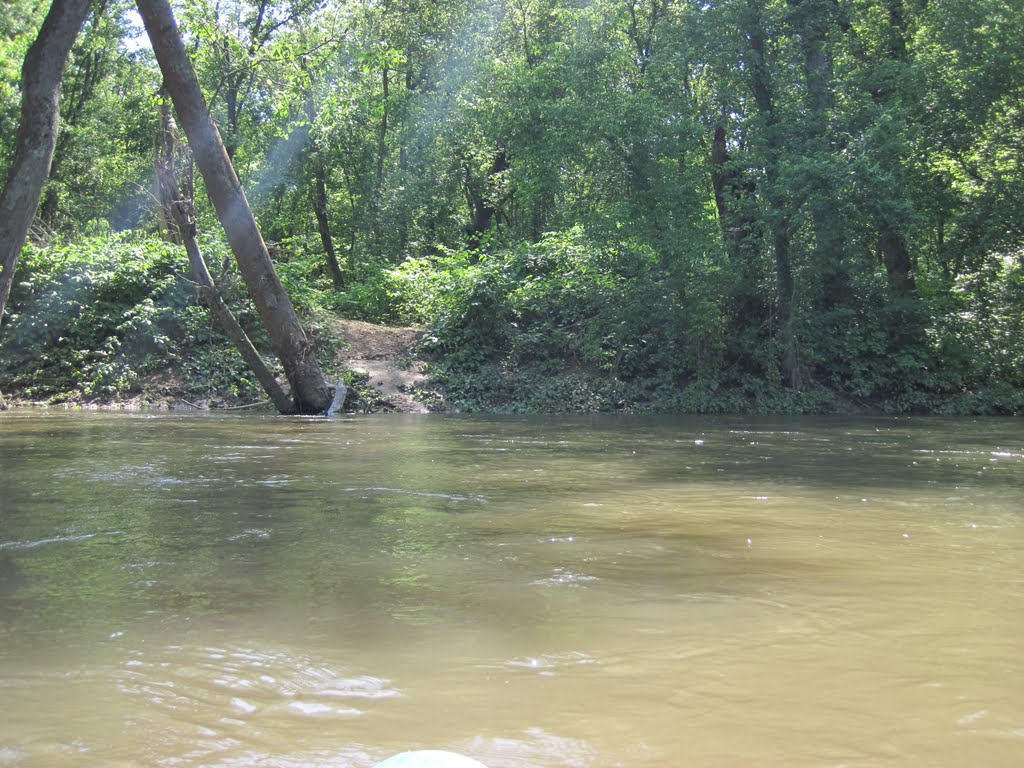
[0,0,1021,414]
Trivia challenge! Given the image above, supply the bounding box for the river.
[0,411,1021,767]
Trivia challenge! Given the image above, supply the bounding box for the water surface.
[0,412,1021,767]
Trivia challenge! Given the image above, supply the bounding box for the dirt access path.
[328,318,440,413]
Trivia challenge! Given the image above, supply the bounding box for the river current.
[0,411,1021,767]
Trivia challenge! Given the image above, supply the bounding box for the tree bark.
[465,146,510,248]
[745,0,802,389]
[369,60,390,248]
[312,163,345,289]
[879,223,916,296]
[0,0,92,329]
[39,1,112,226]
[155,91,182,243]
[869,0,916,298]
[136,0,331,414]
[303,96,344,289]
[789,0,848,309]
[165,178,296,414]
[156,89,295,412]
[710,125,767,328]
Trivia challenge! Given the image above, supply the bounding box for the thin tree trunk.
[312,163,345,289]
[166,178,295,414]
[155,91,182,243]
[136,0,331,414]
[870,0,916,297]
[377,64,389,187]
[156,89,294,412]
[0,0,92,329]
[791,0,848,309]
[39,1,111,226]
[774,225,802,390]
[746,0,802,389]
[370,62,390,247]
[465,146,509,248]
[303,96,344,289]
[710,125,767,328]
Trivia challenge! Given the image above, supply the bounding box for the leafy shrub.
[799,252,1024,414]
[925,253,1024,414]
[378,226,720,411]
[0,231,283,405]
[0,233,190,400]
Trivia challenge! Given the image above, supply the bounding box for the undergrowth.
[2,228,1022,414]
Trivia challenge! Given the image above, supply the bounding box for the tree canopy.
[1,0,1022,414]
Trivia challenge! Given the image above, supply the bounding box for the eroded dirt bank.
[327,318,442,413]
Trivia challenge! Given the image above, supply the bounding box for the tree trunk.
[155,90,182,243]
[465,146,510,248]
[156,89,295,412]
[165,177,296,414]
[774,225,802,390]
[0,0,92,328]
[879,223,916,296]
[369,61,390,248]
[790,0,848,309]
[136,0,331,414]
[377,64,390,187]
[745,0,802,389]
[303,96,344,289]
[710,126,767,328]
[870,0,916,298]
[312,163,345,289]
[39,2,111,226]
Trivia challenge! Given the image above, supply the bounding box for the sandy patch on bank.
[329,318,441,413]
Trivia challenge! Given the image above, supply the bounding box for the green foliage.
[34,1,160,233]
[798,252,1024,415]
[925,253,1024,414]
[377,227,722,411]
[2,0,1024,414]
[0,1,45,165]
[0,234,188,400]
[273,243,347,318]
[0,231,284,406]
[174,307,266,402]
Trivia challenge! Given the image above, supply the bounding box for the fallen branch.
[221,399,272,410]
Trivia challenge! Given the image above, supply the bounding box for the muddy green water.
[0,412,1021,768]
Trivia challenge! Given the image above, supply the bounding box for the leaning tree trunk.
[136,0,330,414]
[156,89,295,413]
[0,0,92,329]
[168,188,296,414]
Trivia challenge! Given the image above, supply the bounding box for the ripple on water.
[530,568,599,588]
[461,728,596,768]
[116,644,399,732]
[226,529,272,543]
[503,651,596,676]
[341,487,487,504]
[0,531,122,551]
[184,744,377,768]
[54,463,217,489]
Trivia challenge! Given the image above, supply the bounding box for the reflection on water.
[0,412,1022,767]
